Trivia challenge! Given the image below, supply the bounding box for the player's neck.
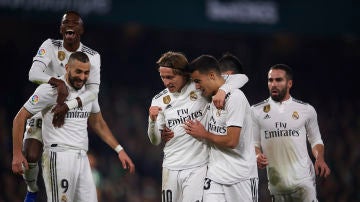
[64,43,80,52]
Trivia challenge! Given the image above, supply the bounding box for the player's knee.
[23,139,43,163]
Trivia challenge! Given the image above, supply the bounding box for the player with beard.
[18,11,127,202]
[13,52,134,202]
[251,64,330,201]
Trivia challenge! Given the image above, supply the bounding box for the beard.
[68,72,86,90]
[270,88,287,102]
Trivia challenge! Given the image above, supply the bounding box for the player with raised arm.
[22,11,100,201]
[184,54,258,202]
[147,51,249,202]
[13,52,134,202]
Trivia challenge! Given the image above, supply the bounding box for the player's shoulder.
[46,38,62,48]
[81,44,99,56]
[251,98,270,108]
[292,97,309,106]
[152,88,169,100]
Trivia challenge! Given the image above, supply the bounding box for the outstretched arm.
[213,74,249,108]
[89,112,135,174]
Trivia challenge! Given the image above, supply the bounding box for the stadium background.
[0,0,359,201]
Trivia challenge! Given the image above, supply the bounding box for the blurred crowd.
[0,21,359,201]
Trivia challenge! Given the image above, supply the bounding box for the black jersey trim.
[33,60,48,70]
[51,39,62,48]
[81,45,98,56]
[154,89,168,100]
[252,99,269,107]
[293,98,308,105]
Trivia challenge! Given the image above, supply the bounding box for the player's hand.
[12,152,28,175]
[149,106,162,121]
[48,77,69,104]
[256,153,268,169]
[314,158,331,178]
[161,126,174,143]
[184,120,207,139]
[51,103,69,128]
[118,150,135,174]
[213,89,226,109]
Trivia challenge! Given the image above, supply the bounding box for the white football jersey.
[152,82,209,170]
[251,97,324,194]
[205,89,258,185]
[31,38,100,85]
[148,74,249,170]
[23,76,100,151]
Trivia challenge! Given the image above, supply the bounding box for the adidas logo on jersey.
[264,114,271,119]
[165,104,172,109]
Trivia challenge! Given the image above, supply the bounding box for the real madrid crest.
[189,91,198,101]
[216,109,221,117]
[58,51,66,61]
[263,104,270,113]
[163,95,171,104]
[292,111,299,120]
[61,194,67,202]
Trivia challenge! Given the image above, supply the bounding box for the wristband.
[65,99,78,110]
[114,145,123,153]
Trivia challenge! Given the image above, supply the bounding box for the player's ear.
[288,80,293,89]
[65,64,70,72]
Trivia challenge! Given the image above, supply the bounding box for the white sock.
[23,162,39,192]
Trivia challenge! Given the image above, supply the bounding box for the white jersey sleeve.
[77,44,101,107]
[147,89,169,145]
[91,98,101,114]
[29,39,58,84]
[24,84,57,115]
[305,104,324,148]
[219,73,249,93]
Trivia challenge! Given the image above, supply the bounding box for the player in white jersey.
[184,55,258,202]
[21,11,102,201]
[12,52,135,202]
[147,51,248,202]
[251,64,331,202]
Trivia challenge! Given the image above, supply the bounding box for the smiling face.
[159,66,187,93]
[191,70,216,98]
[268,69,292,102]
[60,12,84,51]
[66,59,90,90]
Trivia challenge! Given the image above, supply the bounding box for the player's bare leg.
[22,116,43,202]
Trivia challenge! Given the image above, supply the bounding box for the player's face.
[66,60,90,90]
[60,13,84,46]
[191,70,214,98]
[159,66,187,93]
[268,69,292,102]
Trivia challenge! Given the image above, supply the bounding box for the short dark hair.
[189,54,220,75]
[61,10,83,24]
[218,52,244,74]
[69,51,89,63]
[270,64,293,80]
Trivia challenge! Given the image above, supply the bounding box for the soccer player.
[147,51,249,202]
[184,54,258,202]
[251,64,331,201]
[20,11,100,201]
[218,52,245,75]
[12,52,135,202]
